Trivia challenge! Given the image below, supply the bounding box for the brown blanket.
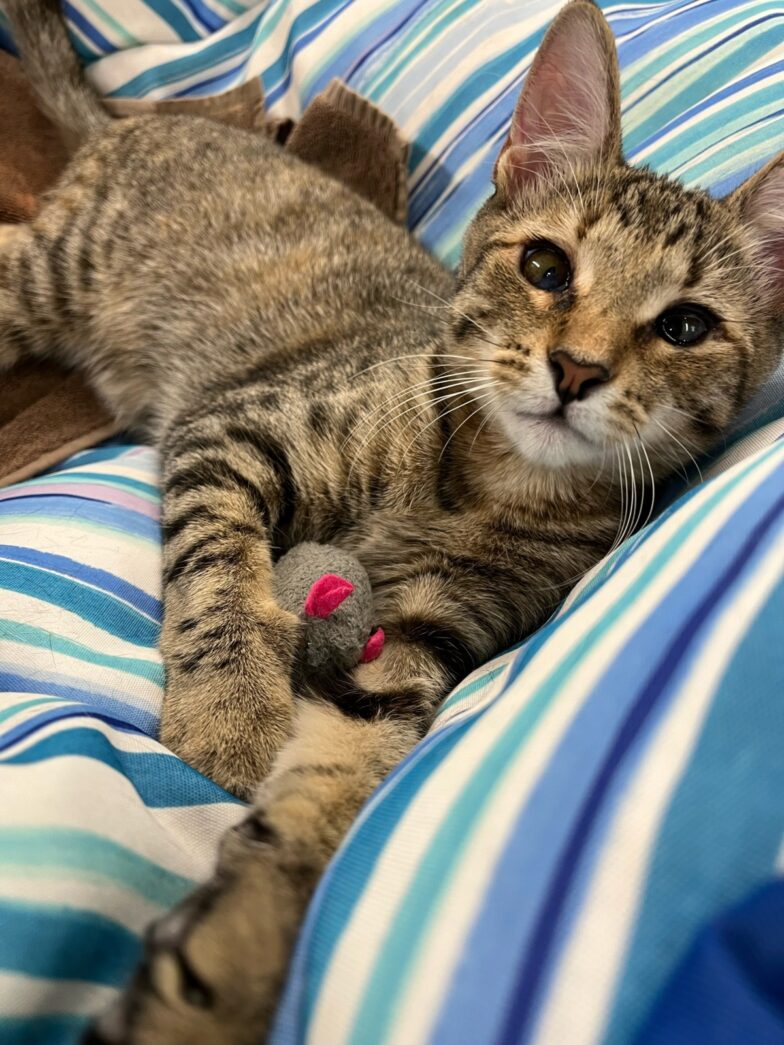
[0,52,409,487]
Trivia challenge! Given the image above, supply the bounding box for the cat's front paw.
[85,815,304,1045]
[160,602,301,798]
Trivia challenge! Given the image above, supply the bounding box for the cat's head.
[453,0,784,477]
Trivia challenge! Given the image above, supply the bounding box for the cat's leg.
[157,423,304,798]
[87,700,419,1045]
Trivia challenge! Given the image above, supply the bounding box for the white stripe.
[533,527,784,1045]
[0,971,117,1018]
[0,875,165,934]
[0,757,240,880]
[310,442,784,1043]
[0,589,159,661]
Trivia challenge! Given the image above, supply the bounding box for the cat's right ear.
[494,0,623,198]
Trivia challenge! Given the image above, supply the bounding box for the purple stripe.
[0,483,159,519]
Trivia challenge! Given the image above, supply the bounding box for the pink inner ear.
[360,627,385,663]
[499,4,616,193]
[304,575,354,618]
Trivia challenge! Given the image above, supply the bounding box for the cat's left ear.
[494,0,623,197]
[728,152,784,297]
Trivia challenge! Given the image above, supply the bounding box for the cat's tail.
[4,0,110,147]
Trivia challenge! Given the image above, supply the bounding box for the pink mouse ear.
[360,627,385,663]
[304,574,354,618]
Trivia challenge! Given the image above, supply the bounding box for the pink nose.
[549,350,609,405]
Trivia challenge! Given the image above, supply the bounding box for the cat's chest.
[336,503,502,577]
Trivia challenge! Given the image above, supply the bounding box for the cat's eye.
[521,241,571,292]
[656,304,716,347]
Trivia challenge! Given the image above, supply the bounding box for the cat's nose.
[549,350,609,405]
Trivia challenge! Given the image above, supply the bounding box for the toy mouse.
[273,542,384,675]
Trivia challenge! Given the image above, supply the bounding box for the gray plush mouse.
[273,542,384,675]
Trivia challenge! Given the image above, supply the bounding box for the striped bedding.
[0,1,783,1042]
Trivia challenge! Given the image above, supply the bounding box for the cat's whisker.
[341,371,482,451]
[404,277,505,348]
[630,435,649,534]
[347,380,496,480]
[623,441,638,544]
[634,427,657,531]
[343,374,491,463]
[350,352,495,380]
[608,447,627,556]
[584,440,609,495]
[399,385,497,467]
[438,392,499,463]
[651,416,704,484]
[469,399,501,454]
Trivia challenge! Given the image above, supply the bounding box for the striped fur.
[1,1,783,1041]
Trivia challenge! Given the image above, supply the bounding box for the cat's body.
[2,1,783,1042]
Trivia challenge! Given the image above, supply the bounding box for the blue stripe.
[144,0,202,42]
[110,11,263,97]
[63,0,115,54]
[0,698,156,744]
[0,899,140,984]
[497,486,784,1043]
[0,496,159,542]
[263,0,355,108]
[0,546,160,621]
[181,0,225,32]
[0,561,159,646]
[2,727,241,808]
[605,579,784,1043]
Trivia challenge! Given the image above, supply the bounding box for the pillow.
[0,445,243,1042]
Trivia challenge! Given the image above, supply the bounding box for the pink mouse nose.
[549,350,609,405]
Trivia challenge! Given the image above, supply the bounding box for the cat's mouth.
[514,408,593,446]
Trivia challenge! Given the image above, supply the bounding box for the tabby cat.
[2,0,782,1040]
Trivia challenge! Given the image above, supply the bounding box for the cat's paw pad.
[303,573,354,618]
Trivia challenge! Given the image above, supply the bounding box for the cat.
[2,0,782,1041]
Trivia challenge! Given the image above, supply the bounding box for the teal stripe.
[144,0,201,42]
[605,574,784,1043]
[0,618,163,685]
[640,79,784,174]
[80,0,139,46]
[0,827,194,907]
[0,561,158,647]
[2,727,241,808]
[0,1015,88,1045]
[0,899,140,983]
[346,443,784,1041]
[622,2,766,101]
[679,113,784,188]
[110,12,263,97]
[0,696,62,726]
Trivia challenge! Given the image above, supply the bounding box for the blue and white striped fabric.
[0,446,244,1043]
[0,1,783,1042]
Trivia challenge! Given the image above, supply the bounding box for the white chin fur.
[498,407,601,470]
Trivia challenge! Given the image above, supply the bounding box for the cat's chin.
[500,407,601,472]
